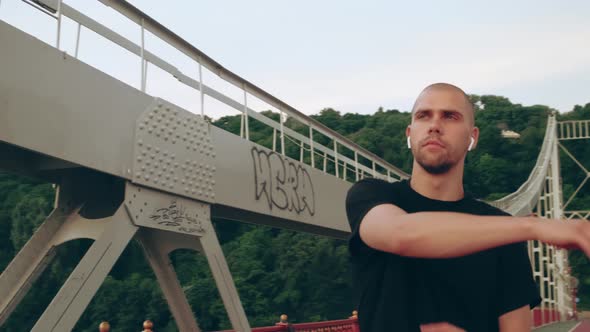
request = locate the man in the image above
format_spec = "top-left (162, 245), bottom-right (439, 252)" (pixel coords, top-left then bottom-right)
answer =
top-left (346, 83), bottom-right (590, 331)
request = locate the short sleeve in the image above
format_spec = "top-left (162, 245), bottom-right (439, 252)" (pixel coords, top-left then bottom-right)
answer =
top-left (345, 178), bottom-right (395, 257)
top-left (496, 241), bottom-right (542, 315)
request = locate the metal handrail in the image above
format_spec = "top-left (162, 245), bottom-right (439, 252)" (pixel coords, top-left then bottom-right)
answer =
top-left (25, 0), bottom-right (408, 181)
top-left (490, 115), bottom-right (556, 216)
top-left (558, 120), bottom-right (590, 140)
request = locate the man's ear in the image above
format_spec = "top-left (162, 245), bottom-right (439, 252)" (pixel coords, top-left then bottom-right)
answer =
top-left (470, 127), bottom-right (480, 151)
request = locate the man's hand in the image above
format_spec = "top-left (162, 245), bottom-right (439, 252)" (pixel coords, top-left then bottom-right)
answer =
top-left (534, 219), bottom-right (590, 256)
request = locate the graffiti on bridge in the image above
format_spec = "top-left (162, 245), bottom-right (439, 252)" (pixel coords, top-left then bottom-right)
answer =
top-left (149, 200), bottom-right (205, 234)
top-left (251, 147), bottom-right (316, 216)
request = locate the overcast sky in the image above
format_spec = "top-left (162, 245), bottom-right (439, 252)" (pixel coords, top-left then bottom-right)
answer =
top-left (2, 0), bottom-right (589, 118)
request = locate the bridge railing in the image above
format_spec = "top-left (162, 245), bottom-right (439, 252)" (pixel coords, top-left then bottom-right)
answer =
top-left (490, 115), bottom-right (557, 216)
top-left (558, 120), bottom-right (590, 211)
top-left (16, 0), bottom-right (408, 184)
top-left (564, 211), bottom-right (590, 220)
top-left (215, 312), bottom-right (359, 332)
top-left (558, 120), bottom-right (590, 140)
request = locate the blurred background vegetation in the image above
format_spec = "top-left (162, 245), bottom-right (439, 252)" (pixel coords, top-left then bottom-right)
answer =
top-left (1, 96), bottom-right (589, 331)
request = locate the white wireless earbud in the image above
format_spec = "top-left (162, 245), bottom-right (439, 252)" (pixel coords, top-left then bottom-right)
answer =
top-left (468, 137), bottom-right (475, 151)
top-left (407, 136), bottom-right (411, 149)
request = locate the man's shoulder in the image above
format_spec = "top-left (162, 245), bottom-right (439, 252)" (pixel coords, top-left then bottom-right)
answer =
top-left (347, 178), bottom-right (405, 198)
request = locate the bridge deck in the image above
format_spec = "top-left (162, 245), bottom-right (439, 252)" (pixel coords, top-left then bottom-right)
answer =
top-left (536, 320), bottom-right (590, 332)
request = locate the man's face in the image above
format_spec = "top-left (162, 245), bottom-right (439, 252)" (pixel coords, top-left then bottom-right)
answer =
top-left (406, 88), bottom-right (476, 174)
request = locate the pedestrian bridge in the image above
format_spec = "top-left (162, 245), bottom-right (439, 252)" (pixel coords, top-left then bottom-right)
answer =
top-left (0, 1), bottom-right (588, 331)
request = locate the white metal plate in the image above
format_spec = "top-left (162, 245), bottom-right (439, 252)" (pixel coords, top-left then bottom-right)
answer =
top-left (132, 98), bottom-right (216, 203)
top-left (125, 182), bottom-right (209, 236)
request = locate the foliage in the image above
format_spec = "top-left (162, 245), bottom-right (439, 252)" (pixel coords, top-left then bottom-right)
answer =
top-left (1, 99), bottom-right (589, 330)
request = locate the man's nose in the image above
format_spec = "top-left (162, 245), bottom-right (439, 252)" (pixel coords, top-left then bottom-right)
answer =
top-left (428, 117), bottom-right (442, 134)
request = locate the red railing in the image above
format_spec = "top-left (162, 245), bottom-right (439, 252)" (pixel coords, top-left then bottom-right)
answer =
top-left (98, 307), bottom-right (578, 331)
top-left (532, 308), bottom-right (567, 328)
top-left (286, 318), bottom-right (360, 332)
top-left (215, 313), bottom-right (359, 332)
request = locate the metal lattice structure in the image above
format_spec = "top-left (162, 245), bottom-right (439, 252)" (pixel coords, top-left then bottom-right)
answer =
top-left (557, 120), bottom-right (590, 321)
top-left (0, 1), bottom-right (587, 331)
top-left (0, 1), bottom-right (407, 331)
top-left (487, 115), bottom-right (572, 324)
top-left (489, 117), bottom-right (590, 325)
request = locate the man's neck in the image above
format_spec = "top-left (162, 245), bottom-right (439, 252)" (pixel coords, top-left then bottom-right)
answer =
top-left (410, 162), bottom-right (465, 202)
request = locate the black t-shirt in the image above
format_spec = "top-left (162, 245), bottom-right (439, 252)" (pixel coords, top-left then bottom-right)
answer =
top-left (346, 178), bottom-right (541, 332)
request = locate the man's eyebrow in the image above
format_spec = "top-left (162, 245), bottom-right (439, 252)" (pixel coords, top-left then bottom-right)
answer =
top-left (414, 109), bottom-right (464, 114)
top-left (413, 109), bottom-right (431, 115)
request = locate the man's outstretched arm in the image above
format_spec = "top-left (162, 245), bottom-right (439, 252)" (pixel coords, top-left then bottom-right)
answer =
top-left (359, 203), bottom-right (590, 258)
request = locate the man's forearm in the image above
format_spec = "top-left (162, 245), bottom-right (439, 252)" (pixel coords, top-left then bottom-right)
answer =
top-left (393, 212), bottom-right (535, 258)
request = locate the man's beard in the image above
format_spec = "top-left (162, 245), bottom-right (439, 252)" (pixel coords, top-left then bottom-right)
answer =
top-left (414, 149), bottom-right (455, 175)
top-left (416, 158), bottom-right (453, 174)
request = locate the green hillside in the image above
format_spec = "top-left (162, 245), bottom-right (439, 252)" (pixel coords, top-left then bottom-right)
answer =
top-left (0, 97), bottom-right (588, 331)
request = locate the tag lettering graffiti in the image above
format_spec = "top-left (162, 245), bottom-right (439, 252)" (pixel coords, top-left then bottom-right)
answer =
top-left (149, 201), bottom-right (205, 233)
top-left (251, 147), bottom-right (315, 216)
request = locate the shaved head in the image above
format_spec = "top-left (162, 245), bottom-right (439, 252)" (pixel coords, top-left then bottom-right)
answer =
top-left (407, 82), bottom-right (480, 175)
top-left (412, 83), bottom-right (474, 125)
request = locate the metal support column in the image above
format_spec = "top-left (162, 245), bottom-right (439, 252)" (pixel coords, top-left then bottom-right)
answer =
top-left (137, 229), bottom-right (201, 332)
top-left (31, 206), bottom-right (138, 332)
